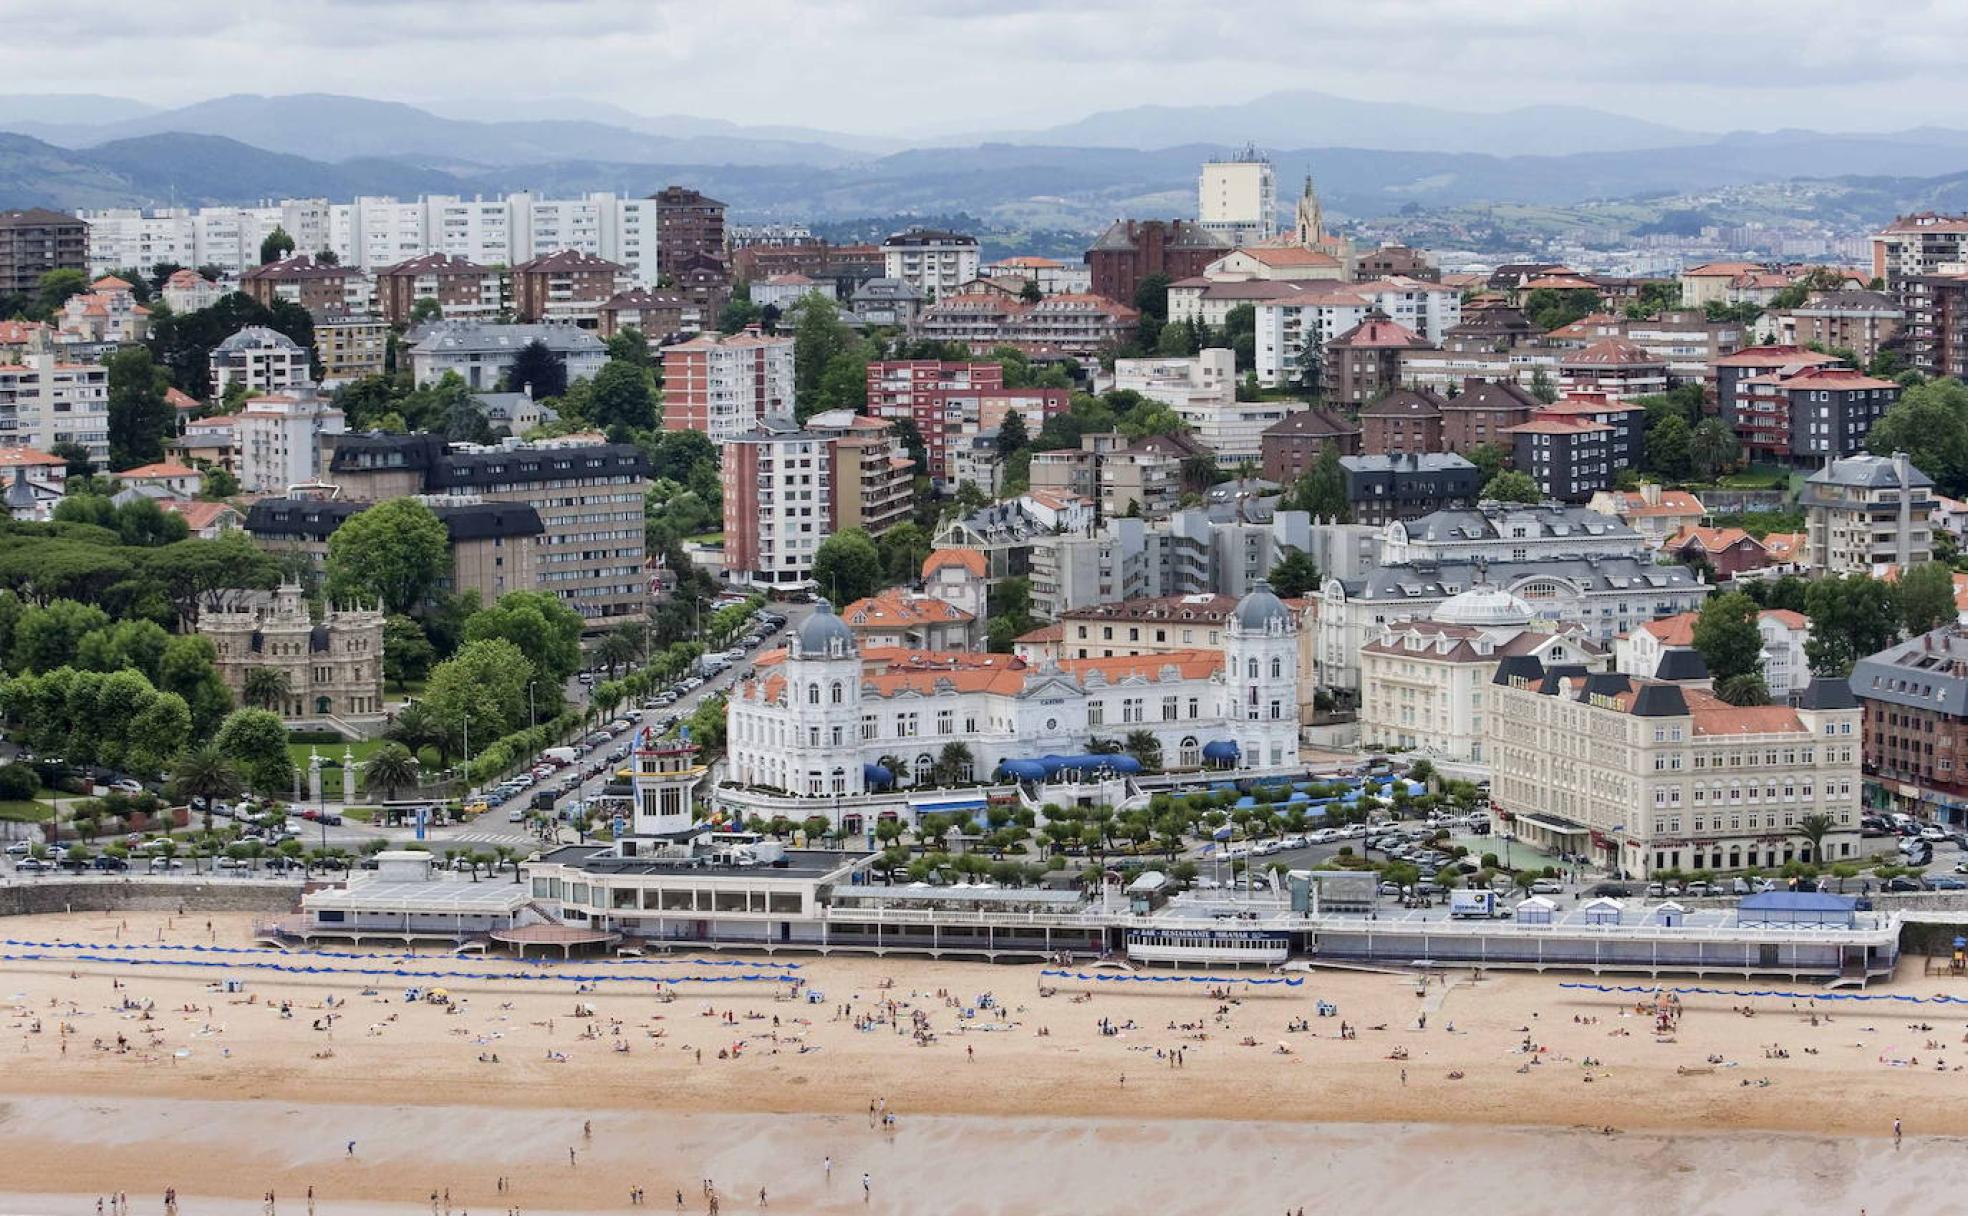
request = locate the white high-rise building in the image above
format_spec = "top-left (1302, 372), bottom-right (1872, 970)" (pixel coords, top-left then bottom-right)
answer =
top-left (85, 192), bottom-right (662, 287)
top-left (1199, 148), bottom-right (1277, 245)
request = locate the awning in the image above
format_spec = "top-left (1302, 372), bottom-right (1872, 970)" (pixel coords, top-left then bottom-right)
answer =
top-left (908, 793), bottom-right (988, 814)
top-left (863, 763), bottom-right (894, 788)
top-left (1202, 740), bottom-right (1241, 763)
top-left (1514, 812), bottom-right (1589, 838)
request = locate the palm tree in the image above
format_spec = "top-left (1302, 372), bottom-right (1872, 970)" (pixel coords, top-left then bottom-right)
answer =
top-left (934, 741), bottom-right (975, 787)
top-left (877, 755), bottom-right (910, 786)
top-left (597, 628), bottom-right (642, 676)
top-left (1122, 730), bottom-right (1162, 772)
top-left (172, 746), bottom-right (243, 835)
top-left (242, 666), bottom-right (292, 713)
top-left (363, 743), bottom-right (421, 805)
top-left (1795, 812), bottom-right (1835, 865)
top-left (1087, 736), bottom-right (1123, 755)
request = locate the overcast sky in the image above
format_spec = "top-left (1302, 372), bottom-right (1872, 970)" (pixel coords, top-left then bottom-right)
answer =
top-left (1, 0), bottom-right (1958, 136)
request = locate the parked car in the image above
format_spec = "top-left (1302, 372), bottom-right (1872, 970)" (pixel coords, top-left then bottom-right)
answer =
top-left (1529, 879), bottom-right (1564, 895)
top-left (1683, 881), bottom-right (1713, 897)
top-left (1883, 875), bottom-right (1927, 893)
top-left (1929, 876), bottom-right (1967, 891)
top-left (109, 779), bottom-right (144, 795)
top-left (91, 856), bottom-right (128, 872)
top-left (14, 857), bottom-right (49, 872)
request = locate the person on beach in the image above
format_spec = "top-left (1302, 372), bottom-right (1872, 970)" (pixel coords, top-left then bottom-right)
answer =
top-left (862, 1174), bottom-right (871, 1202)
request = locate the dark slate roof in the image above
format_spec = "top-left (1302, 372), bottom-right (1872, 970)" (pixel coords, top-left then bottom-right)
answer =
top-left (1629, 684), bottom-right (1690, 717)
top-left (1340, 554), bottom-right (1701, 602)
top-left (1493, 654), bottom-right (1545, 686)
top-left (327, 433), bottom-right (647, 488)
top-left (246, 496), bottom-right (545, 543)
top-left (1805, 452), bottom-right (1934, 491)
top-left (1849, 625), bottom-right (1968, 715)
top-left (1653, 647), bottom-right (1711, 682)
top-left (1797, 676), bottom-right (1859, 710)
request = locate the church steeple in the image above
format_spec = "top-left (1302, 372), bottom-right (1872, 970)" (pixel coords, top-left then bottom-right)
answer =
top-left (1293, 175), bottom-right (1325, 249)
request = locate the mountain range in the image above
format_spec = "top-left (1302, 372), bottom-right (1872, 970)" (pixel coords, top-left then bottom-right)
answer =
top-left (8, 90), bottom-right (1968, 231)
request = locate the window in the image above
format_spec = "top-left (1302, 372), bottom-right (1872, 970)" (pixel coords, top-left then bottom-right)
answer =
top-left (830, 681), bottom-right (843, 704)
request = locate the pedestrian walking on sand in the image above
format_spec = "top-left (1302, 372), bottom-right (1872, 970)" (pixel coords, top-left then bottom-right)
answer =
top-left (570, 1147), bottom-right (577, 1166)
top-left (1401, 1068), bottom-right (1407, 1087)
top-left (1894, 1117), bottom-right (1903, 1147)
top-left (346, 1141), bottom-right (356, 1156)
top-left (825, 1157), bottom-right (832, 1181)
top-left (862, 1174), bottom-right (871, 1202)
top-left (759, 1186), bottom-right (767, 1206)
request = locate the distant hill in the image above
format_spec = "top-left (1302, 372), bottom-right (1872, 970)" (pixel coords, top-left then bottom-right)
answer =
top-left (0, 93), bottom-right (156, 127)
top-left (0, 131), bottom-right (465, 211)
top-left (966, 90), bottom-right (1712, 157)
top-left (12, 93), bottom-right (869, 169)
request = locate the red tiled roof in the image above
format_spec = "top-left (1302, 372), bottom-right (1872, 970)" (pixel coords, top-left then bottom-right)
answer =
top-left (1562, 337), bottom-right (1664, 367)
top-left (922, 547), bottom-right (986, 579)
top-left (116, 462), bottom-right (201, 479)
top-left (839, 589), bottom-right (974, 631)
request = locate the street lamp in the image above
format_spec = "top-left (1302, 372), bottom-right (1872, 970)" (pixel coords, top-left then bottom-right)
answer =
top-left (528, 681), bottom-right (538, 729)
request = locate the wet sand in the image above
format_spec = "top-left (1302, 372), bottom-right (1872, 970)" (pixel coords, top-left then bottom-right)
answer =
top-left (0, 909), bottom-right (1963, 1214)
top-left (0, 1095), bottom-right (1951, 1216)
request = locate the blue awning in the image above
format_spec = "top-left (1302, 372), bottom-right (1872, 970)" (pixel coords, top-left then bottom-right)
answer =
top-left (863, 763), bottom-right (894, 789)
top-left (1202, 740), bottom-right (1240, 763)
top-left (996, 759), bottom-right (1048, 782)
top-left (910, 794), bottom-right (988, 814)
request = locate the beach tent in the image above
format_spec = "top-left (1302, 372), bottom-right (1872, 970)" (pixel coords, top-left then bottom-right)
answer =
top-left (1653, 900), bottom-right (1687, 928)
top-left (1580, 897), bottom-right (1622, 926)
top-left (1513, 895), bottom-right (1556, 925)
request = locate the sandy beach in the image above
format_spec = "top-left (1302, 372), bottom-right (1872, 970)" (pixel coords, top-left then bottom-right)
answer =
top-left (1, 909), bottom-right (1964, 1214)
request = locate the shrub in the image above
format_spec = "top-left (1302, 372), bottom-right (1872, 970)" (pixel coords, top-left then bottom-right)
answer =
top-left (0, 762), bottom-right (38, 801)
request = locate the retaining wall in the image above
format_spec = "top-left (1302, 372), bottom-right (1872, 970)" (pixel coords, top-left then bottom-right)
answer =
top-left (0, 879), bottom-right (303, 918)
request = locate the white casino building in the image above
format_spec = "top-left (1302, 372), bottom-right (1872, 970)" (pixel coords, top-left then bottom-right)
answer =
top-left (726, 586), bottom-right (1302, 810)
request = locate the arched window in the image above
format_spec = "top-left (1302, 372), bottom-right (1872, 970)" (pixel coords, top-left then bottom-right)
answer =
top-left (1269, 658), bottom-right (1282, 679)
top-left (1246, 658), bottom-right (1258, 679)
top-left (1179, 736), bottom-right (1200, 767)
top-left (831, 681), bottom-right (843, 704)
top-left (314, 696), bottom-right (332, 715)
top-left (807, 684), bottom-right (819, 705)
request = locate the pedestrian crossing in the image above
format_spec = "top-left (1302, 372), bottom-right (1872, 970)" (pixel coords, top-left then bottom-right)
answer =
top-left (445, 830), bottom-right (533, 845)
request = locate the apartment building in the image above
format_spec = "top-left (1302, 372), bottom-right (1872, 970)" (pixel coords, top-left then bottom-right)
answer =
top-left (1618, 608), bottom-right (1812, 701)
top-left (722, 419), bottom-right (833, 590)
top-left (1338, 453), bottom-right (1480, 526)
top-left (1557, 338), bottom-right (1669, 400)
top-left (598, 288), bottom-right (696, 341)
top-left (161, 269), bottom-right (226, 314)
top-left (1357, 388), bottom-right (1445, 455)
top-left (1322, 315), bottom-right (1431, 409)
top-left (0, 351), bottom-right (110, 463)
top-left (881, 230), bottom-right (980, 298)
top-left (373, 253), bottom-right (505, 325)
top-left (1252, 279), bottom-right (1460, 388)
top-left (1084, 220), bottom-right (1232, 305)
top-left (327, 432), bottom-right (650, 628)
top-left (1801, 452), bottom-right (1934, 575)
top-left (1487, 658), bottom-right (1862, 877)
top-left (210, 326), bottom-right (311, 397)
top-left (1108, 347), bottom-right (1285, 463)
top-left (1198, 151), bottom-right (1277, 245)
top-left (242, 254), bottom-right (370, 319)
top-left (1503, 417), bottom-right (1613, 502)
top-left (864, 360), bottom-right (1066, 482)
top-left (1851, 623), bottom-right (1968, 823)
top-left (510, 249), bottom-right (626, 324)
top-left (1871, 213), bottom-right (1968, 290)
top-left (237, 390), bottom-right (346, 492)
top-left (1900, 273), bottom-right (1968, 380)
top-left (0, 209), bottom-right (87, 295)
top-left (409, 321), bottom-right (607, 391)
top-left (819, 410), bottom-right (916, 535)
top-left (1586, 484), bottom-right (1706, 550)
top-left (1732, 365), bottom-right (1901, 464)
top-left (1529, 392), bottom-right (1645, 472)
top-left (1030, 432), bottom-right (1182, 520)
top-left (1440, 378), bottom-right (1539, 451)
top-left (314, 314), bottom-right (389, 386)
top-left (1778, 290), bottom-right (1902, 366)
top-left (1259, 407), bottom-right (1361, 483)
top-left (651, 187), bottom-right (725, 282)
top-left (661, 329), bottom-right (796, 443)
top-left (981, 256), bottom-right (1091, 296)
top-left (245, 493), bottom-right (543, 604)
top-left (911, 292), bottom-right (1137, 359)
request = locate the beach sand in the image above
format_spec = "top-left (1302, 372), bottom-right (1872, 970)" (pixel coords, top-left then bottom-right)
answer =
top-left (0, 909), bottom-right (1962, 1215)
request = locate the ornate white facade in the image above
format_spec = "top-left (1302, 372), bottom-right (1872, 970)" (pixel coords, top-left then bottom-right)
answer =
top-left (727, 589), bottom-right (1301, 806)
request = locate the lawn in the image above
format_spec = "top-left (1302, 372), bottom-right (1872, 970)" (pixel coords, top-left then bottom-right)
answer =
top-left (0, 801), bottom-right (52, 823)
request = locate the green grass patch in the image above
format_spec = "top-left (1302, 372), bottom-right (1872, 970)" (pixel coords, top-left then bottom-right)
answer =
top-left (340, 807), bottom-right (380, 823)
top-left (0, 800), bottom-right (53, 822)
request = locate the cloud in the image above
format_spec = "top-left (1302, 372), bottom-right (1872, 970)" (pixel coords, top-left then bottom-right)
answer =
top-left (0, 0), bottom-right (1956, 135)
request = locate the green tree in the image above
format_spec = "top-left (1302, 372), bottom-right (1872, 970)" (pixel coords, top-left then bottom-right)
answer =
top-left (381, 615), bottom-right (436, 691)
top-left (408, 296), bottom-right (443, 326)
top-left (241, 666), bottom-right (291, 712)
top-left (1481, 470), bottom-right (1541, 504)
top-left (324, 498), bottom-right (449, 615)
top-left (1804, 573), bottom-right (1901, 677)
top-left (36, 269), bottom-right (88, 316)
top-left (1795, 812), bottom-right (1834, 865)
top-left (362, 742), bottom-right (422, 803)
top-left (1714, 672), bottom-right (1771, 707)
top-left (211, 709), bottom-right (295, 794)
top-left (1266, 547), bottom-right (1321, 599)
top-left (462, 590), bottom-right (584, 684)
top-left (259, 227), bottom-right (295, 265)
top-left (604, 326), bottom-right (651, 366)
top-left (1122, 730), bottom-right (1163, 772)
top-left (1865, 379), bottom-right (1968, 496)
top-left (170, 745), bottom-right (243, 834)
top-left (1645, 413), bottom-right (1694, 481)
top-left (790, 296), bottom-right (853, 412)
top-left (875, 522), bottom-right (929, 585)
top-left (105, 346), bottom-right (175, 470)
top-left (1690, 418), bottom-right (1741, 482)
top-left (1132, 273), bottom-right (1171, 322)
top-left (12, 599), bottom-right (110, 673)
top-left (157, 634), bottom-right (232, 740)
top-left (996, 409), bottom-right (1029, 457)
top-left (1465, 442), bottom-right (1509, 486)
top-left (137, 532), bottom-right (280, 630)
top-left (585, 360), bottom-right (657, 432)
top-left (422, 639), bottom-right (536, 747)
top-left (1693, 590), bottom-right (1765, 685)
top-left (1282, 442), bottom-right (1349, 521)
top-left (811, 529), bottom-right (883, 605)
top-left (1528, 367), bottom-right (1557, 405)
top-left (1898, 561), bottom-right (1958, 636)
top-left (506, 339), bottom-right (568, 401)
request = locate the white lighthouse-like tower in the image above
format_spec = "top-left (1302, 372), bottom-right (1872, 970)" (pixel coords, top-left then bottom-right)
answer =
top-left (784, 600), bottom-right (866, 798)
top-left (1221, 581), bottom-right (1300, 771)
